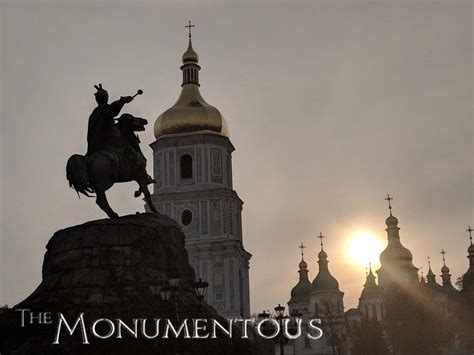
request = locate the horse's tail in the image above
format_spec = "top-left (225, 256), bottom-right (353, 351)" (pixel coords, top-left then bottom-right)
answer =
top-left (66, 154), bottom-right (94, 198)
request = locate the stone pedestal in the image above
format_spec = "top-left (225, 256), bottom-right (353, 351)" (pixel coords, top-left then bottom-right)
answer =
top-left (21, 213), bottom-right (194, 307)
top-left (2, 213), bottom-right (260, 354)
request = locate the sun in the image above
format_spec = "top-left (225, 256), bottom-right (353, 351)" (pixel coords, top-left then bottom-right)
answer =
top-left (346, 232), bottom-right (384, 268)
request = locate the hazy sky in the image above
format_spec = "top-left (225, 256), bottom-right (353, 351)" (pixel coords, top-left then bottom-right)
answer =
top-left (1, 1), bottom-right (472, 313)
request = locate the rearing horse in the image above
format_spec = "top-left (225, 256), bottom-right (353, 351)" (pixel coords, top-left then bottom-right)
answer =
top-left (66, 113), bottom-right (157, 218)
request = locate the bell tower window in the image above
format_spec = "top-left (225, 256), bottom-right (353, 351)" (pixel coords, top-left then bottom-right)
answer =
top-left (180, 154), bottom-right (193, 179)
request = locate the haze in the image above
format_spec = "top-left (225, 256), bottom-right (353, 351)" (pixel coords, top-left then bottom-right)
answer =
top-left (0, 1), bottom-right (472, 313)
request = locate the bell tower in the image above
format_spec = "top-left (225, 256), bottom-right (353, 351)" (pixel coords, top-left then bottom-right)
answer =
top-left (150, 24), bottom-right (251, 318)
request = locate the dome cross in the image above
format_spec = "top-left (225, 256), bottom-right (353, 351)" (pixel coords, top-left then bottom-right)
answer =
top-left (467, 225), bottom-right (473, 246)
top-left (298, 242), bottom-right (306, 260)
top-left (440, 249), bottom-right (447, 266)
top-left (385, 194), bottom-right (394, 215)
top-left (317, 232), bottom-right (325, 251)
top-left (185, 20), bottom-right (195, 39)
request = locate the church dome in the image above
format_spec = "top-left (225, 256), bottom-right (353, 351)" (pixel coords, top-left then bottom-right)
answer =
top-left (290, 280), bottom-right (312, 302)
top-left (379, 239), bottom-right (414, 264)
top-left (299, 259), bottom-right (308, 269)
top-left (290, 253), bottom-right (311, 303)
top-left (312, 271), bottom-right (340, 292)
top-left (318, 250), bottom-right (328, 259)
top-left (385, 214), bottom-right (399, 226)
top-left (468, 244), bottom-right (474, 254)
top-left (380, 211), bottom-right (416, 266)
top-left (182, 39), bottom-right (199, 63)
top-left (312, 249), bottom-right (340, 293)
top-left (154, 37), bottom-right (230, 139)
top-left (154, 85), bottom-right (229, 139)
top-left (441, 264), bottom-right (450, 274)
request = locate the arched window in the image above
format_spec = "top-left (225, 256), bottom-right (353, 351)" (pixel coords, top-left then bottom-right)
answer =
top-left (180, 154), bottom-right (193, 179)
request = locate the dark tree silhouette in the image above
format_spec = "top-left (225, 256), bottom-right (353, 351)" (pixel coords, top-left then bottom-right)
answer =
top-left (384, 283), bottom-right (450, 355)
top-left (452, 293), bottom-right (474, 352)
top-left (319, 300), bottom-right (346, 355)
top-left (351, 318), bottom-right (389, 355)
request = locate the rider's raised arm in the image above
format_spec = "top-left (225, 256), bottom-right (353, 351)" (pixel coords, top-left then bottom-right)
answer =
top-left (109, 96), bottom-right (133, 117)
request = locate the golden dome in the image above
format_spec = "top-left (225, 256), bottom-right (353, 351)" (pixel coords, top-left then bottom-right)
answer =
top-left (154, 37), bottom-right (229, 139)
top-left (154, 85), bottom-right (229, 139)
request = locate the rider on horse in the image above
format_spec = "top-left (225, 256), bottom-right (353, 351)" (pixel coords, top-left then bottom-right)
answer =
top-left (86, 84), bottom-right (152, 184)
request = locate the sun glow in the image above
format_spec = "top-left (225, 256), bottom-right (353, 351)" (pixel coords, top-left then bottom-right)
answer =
top-left (347, 232), bottom-right (384, 268)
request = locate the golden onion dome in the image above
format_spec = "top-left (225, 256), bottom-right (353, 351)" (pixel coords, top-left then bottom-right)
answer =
top-left (154, 37), bottom-right (229, 139)
top-left (154, 85), bottom-right (229, 139)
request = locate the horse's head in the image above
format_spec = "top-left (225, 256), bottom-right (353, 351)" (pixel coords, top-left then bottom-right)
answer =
top-left (116, 113), bottom-right (148, 132)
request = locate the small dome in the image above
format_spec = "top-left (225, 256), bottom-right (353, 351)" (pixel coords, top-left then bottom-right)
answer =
top-left (182, 39), bottom-right (199, 63)
top-left (299, 259), bottom-right (308, 269)
top-left (386, 214), bottom-right (399, 226)
top-left (312, 271), bottom-right (340, 292)
top-left (379, 239), bottom-right (414, 264)
top-left (290, 279), bottom-right (312, 303)
top-left (468, 244), bottom-right (474, 254)
top-left (318, 249), bottom-right (328, 259)
top-left (441, 265), bottom-right (450, 274)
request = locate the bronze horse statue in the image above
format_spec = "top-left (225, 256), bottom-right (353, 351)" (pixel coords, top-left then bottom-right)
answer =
top-left (66, 112), bottom-right (157, 218)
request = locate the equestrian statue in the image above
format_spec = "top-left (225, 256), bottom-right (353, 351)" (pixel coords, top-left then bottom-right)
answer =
top-left (66, 84), bottom-right (157, 218)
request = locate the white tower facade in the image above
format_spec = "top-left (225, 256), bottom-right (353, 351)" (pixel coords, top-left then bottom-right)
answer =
top-left (150, 32), bottom-right (251, 318)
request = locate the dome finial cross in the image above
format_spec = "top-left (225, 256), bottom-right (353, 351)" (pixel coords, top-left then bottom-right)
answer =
top-left (467, 225), bottom-right (473, 246)
top-left (298, 242), bottom-right (306, 260)
top-left (317, 232), bottom-right (325, 251)
top-left (440, 249), bottom-right (447, 266)
top-left (185, 20), bottom-right (195, 39)
top-left (385, 194), bottom-right (394, 215)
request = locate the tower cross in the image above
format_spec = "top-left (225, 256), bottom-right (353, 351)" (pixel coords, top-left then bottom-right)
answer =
top-left (428, 256), bottom-right (431, 269)
top-left (317, 232), bottom-right (325, 251)
top-left (467, 225), bottom-right (473, 246)
top-left (440, 249), bottom-right (447, 266)
top-left (185, 20), bottom-right (195, 38)
top-left (385, 194), bottom-right (394, 215)
top-left (298, 242), bottom-right (306, 259)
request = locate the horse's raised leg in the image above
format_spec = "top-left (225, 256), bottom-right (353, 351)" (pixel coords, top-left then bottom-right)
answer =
top-left (138, 181), bottom-right (157, 213)
top-left (96, 189), bottom-right (119, 219)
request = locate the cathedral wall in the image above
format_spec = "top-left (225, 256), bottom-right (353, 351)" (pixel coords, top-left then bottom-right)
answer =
top-left (359, 296), bottom-right (384, 322)
top-left (187, 243), bottom-right (250, 318)
top-left (150, 134), bottom-right (250, 319)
